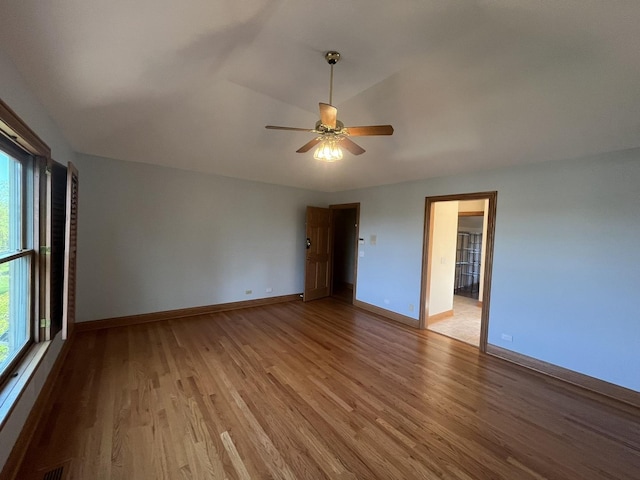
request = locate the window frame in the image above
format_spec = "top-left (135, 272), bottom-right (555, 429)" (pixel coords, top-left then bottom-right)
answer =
top-left (0, 99), bottom-right (51, 391)
top-left (0, 125), bottom-right (36, 385)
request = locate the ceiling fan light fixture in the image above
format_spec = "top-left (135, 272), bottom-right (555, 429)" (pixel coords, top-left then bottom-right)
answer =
top-left (265, 50), bottom-right (393, 159)
top-left (313, 137), bottom-right (343, 162)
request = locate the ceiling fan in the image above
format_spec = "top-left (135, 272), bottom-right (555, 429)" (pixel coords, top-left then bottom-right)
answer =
top-left (265, 51), bottom-right (394, 162)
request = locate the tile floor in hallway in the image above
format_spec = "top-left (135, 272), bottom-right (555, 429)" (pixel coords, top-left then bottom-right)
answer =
top-left (428, 295), bottom-right (481, 346)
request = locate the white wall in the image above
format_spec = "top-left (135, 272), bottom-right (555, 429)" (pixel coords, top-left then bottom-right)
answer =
top-left (331, 149), bottom-right (640, 392)
top-left (0, 51), bottom-right (75, 470)
top-left (457, 216), bottom-right (483, 233)
top-left (427, 201), bottom-right (458, 317)
top-left (458, 199), bottom-right (486, 213)
top-left (73, 154), bottom-right (329, 321)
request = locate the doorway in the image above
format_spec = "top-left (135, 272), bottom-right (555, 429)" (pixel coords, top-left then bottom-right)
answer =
top-left (303, 204), bottom-right (360, 304)
top-left (420, 192), bottom-right (497, 352)
top-left (330, 204), bottom-right (359, 304)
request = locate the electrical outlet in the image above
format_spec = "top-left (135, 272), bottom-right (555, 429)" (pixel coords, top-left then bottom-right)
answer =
top-left (501, 333), bottom-right (513, 342)
top-left (408, 304), bottom-right (414, 312)
top-left (245, 289), bottom-right (252, 295)
top-left (384, 299), bottom-right (390, 305)
top-left (266, 287), bottom-right (273, 293)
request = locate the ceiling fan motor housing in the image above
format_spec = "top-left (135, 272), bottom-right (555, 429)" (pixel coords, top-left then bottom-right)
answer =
top-left (315, 119), bottom-right (344, 134)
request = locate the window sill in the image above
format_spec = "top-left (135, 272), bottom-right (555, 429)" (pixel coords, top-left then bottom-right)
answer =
top-left (0, 341), bottom-right (51, 429)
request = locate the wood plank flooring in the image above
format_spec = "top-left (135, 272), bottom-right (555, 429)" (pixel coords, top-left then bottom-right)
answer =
top-left (18, 299), bottom-right (640, 479)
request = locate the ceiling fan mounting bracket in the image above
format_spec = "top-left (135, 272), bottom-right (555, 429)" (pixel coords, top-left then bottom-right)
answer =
top-left (324, 51), bottom-right (341, 65)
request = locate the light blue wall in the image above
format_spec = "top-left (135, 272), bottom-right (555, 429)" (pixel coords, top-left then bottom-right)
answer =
top-left (331, 150), bottom-right (640, 392)
top-left (341, 183), bottom-right (427, 316)
top-left (73, 154), bottom-right (329, 321)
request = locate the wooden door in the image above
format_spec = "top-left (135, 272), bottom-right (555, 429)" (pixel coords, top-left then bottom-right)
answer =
top-left (62, 162), bottom-right (78, 340)
top-left (304, 206), bottom-right (331, 302)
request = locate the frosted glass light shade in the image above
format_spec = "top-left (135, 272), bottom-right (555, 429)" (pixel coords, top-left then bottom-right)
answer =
top-left (313, 138), bottom-right (343, 162)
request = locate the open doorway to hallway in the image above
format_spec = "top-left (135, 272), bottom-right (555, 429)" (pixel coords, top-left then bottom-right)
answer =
top-left (429, 209), bottom-right (484, 345)
top-left (330, 204), bottom-right (360, 304)
top-left (420, 192), bottom-right (497, 352)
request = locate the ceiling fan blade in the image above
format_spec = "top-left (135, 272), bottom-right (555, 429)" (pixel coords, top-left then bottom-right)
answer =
top-left (319, 103), bottom-right (337, 129)
top-left (345, 125), bottom-right (394, 136)
top-left (340, 137), bottom-right (366, 155)
top-left (266, 125), bottom-right (315, 132)
top-left (296, 137), bottom-right (322, 153)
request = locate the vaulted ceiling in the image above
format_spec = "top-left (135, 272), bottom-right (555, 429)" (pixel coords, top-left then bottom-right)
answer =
top-left (1, 1), bottom-right (639, 191)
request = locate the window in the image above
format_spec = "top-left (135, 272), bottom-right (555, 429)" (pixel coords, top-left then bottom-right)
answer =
top-left (0, 137), bottom-right (33, 383)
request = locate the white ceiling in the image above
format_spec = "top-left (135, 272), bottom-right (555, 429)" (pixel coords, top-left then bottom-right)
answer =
top-left (1, 0), bottom-right (640, 192)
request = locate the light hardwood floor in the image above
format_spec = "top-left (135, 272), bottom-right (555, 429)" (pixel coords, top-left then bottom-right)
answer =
top-left (17, 299), bottom-right (640, 479)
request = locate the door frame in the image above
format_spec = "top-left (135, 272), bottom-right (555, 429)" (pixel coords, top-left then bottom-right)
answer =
top-left (419, 191), bottom-right (497, 352)
top-left (329, 203), bottom-right (360, 304)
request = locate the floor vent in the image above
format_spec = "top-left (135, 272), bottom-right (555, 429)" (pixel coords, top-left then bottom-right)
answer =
top-left (42, 466), bottom-right (64, 480)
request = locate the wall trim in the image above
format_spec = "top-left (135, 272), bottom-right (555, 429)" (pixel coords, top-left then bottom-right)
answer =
top-left (428, 309), bottom-right (454, 322)
top-left (353, 300), bottom-right (419, 328)
top-left (0, 337), bottom-right (74, 480)
top-left (486, 344), bottom-right (640, 410)
top-left (75, 294), bottom-right (302, 332)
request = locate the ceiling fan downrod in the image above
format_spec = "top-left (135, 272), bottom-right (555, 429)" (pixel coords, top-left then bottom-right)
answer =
top-left (325, 51), bottom-right (340, 106)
